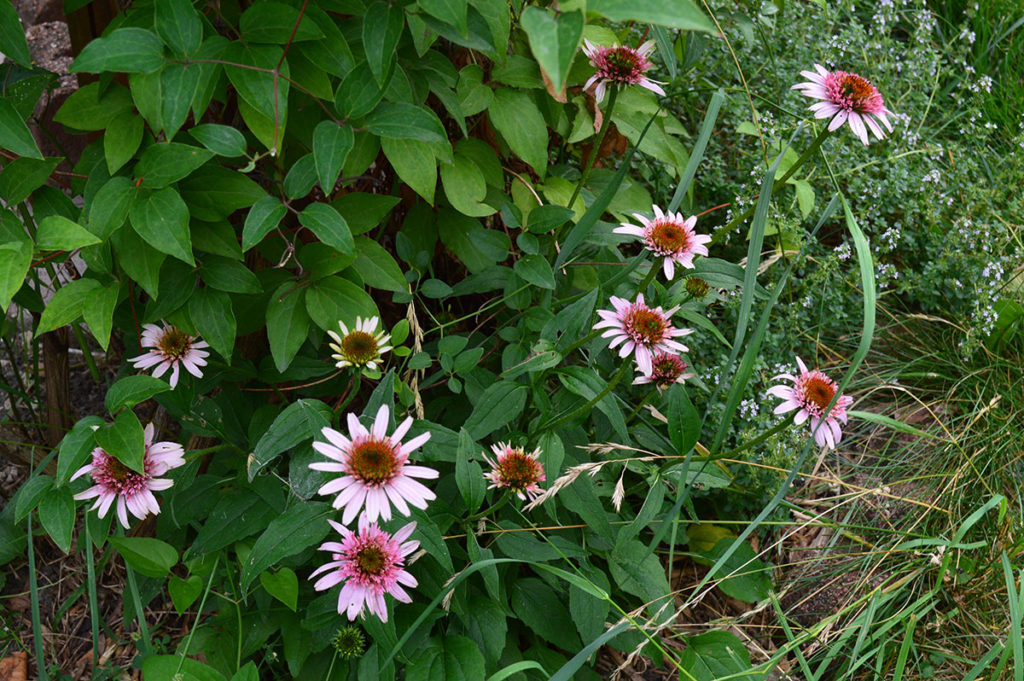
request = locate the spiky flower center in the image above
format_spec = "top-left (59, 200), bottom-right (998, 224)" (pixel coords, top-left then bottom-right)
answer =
top-left (652, 353), bottom-right (687, 379)
top-left (624, 306), bottom-right (668, 345)
top-left (496, 451), bottom-right (543, 491)
top-left (648, 220), bottom-right (690, 254)
top-left (156, 327), bottom-right (193, 359)
top-left (826, 71), bottom-right (884, 114)
top-left (355, 545), bottom-right (387, 576)
top-left (94, 452), bottom-right (150, 494)
top-left (340, 331), bottom-right (379, 365)
top-left (602, 46), bottom-right (644, 79)
top-left (802, 375), bottom-right (837, 413)
top-left (348, 437), bottom-right (400, 485)
top-left (331, 627), bottom-right (366, 659)
top-left (840, 74), bottom-right (874, 103)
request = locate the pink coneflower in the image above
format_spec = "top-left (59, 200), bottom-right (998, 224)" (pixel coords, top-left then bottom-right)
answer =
top-left (615, 206), bottom-right (711, 280)
top-left (327, 317), bottom-right (392, 371)
top-left (593, 294), bottom-right (692, 376)
top-left (582, 40), bottom-right (665, 104)
top-left (71, 424), bottom-right (186, 528)
top-left (633, 352), bottom-right (695, 390)
top-left (310, 405), bottom-right (437, 526)
top-left (310, 515), bottom-right (419, 623)
top-left (792, 64), bottom-right (894, 145)
top-left (128, 323), bottom-right (210, 388)
top-left (766, 357), bottom-right (853, 449)
top-left (482, 443), bottom-right (545, 502)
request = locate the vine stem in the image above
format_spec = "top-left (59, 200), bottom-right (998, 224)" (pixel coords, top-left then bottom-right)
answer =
top-left (568, 86), bottom-right (619, 210)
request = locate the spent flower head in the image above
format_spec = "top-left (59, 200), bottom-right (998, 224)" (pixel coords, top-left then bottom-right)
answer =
top-left (128, 323), bottom-right (209, 388)
top-left (593, 294), bottom-right (693, 376)
top-left (792, 64), bottom-right (894, 145)
top-left (633, 352), bottom-right (695, 390)
top-left (582, 40), bottom-right (665, 104)
top-left (310, 405), bottom-right (437, 525)
top-left (767, 357), bottom-right (854, 449)
top-left (310, 515), bottom-right (419, 623)
top-left (327, 317), bottom-right (392, 371)
top-left (615, 206), bottom-right (711, 280)
top-left (482, 443), bottom-right (545, 501)
top-left (71, 424), bottom-right (186, 528)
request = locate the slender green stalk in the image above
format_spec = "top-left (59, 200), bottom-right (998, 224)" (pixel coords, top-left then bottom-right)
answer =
top-left (635, 258), bottom-right (660, 298)
top-left (70, 323), bottom-right (101, 383)
top-left (83, 515), bottom-right (102, 667)
top-left (568, 87), bottom-right (619, 210)
top-left (467, 492), bottom-right (511, 523)
top-left (27, 513), bottom-right (50, 681)
top-left (542, 359), bottom-right (631, 432)
top-left (119, 526), bottom-right (154, 656)
top-left (714, 413), bottom-right (795, 461)
top-left (176, 555), bottom-right (221, 674)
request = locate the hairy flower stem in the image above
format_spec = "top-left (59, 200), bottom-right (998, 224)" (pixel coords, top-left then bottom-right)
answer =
top-left (568, 87), bottom-right (619, 210)
top-left (711, 126), bottom-right (831, 245)
top-left (543, 359), bottom-right (632, 432)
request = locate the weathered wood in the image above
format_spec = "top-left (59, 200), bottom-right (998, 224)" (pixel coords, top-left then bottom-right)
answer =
top-left (41, 327), bottom-right (72, 447)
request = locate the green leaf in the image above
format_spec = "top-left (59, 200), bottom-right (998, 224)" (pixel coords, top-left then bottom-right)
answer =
top-left (525, 204), bottom-right (574, 234)
top-left (240, 502), bottom-right (332, 590)
top-left (331, 193), bottom-right (401, 235)
top-left (0, 157), bottom-right (60, 204)
top-left (299, 203), bottom-right (354, 255)
top-left (188, 287), bottom-right (236, 362)
top-left (105, 375), bottom-right (172, 413)
top-left (667, 383), bottom-right (700, 454)
top-left (81, 280), bottom-right (118, 350)
top-left (242, 196), bottom-right (288, 251)
top-left (679, 631), bottom-right (753, 681)
top-left (588, 0), bottom-right (716, 32)
top-left (304, 276), bottom-right (379, 331)
top-left (134, 142), bottom-right (214, 189)
top-left (513, 254), bottom-right (555, 289)
top-left (87, 176), bottom-right (134, 240)
top-left (260, 568), bottom-right (299, 611)
top-left (179, 165), bottom-right (266, 221)
top-left (54, 82), bottom-right (133, 131)
top-left (335, 62), bottom-right (390, 119)
top-left (610, 539), bottom-right (671, 606)
top-left (0, 99), bottom-right (42, 158)
top-left (223, 43), bottom-right (289, 121)
top-left (793, 179), bottom-right (815, 219)
top-left (0, 241), bottom-right (31, 313)
top-left (103, 110), bottom-right (144, 174)
top-left (155, 0), bottom-right (203, 56)
top-left (189, 124), bottom-right (247, 157)
top-left (14, 475), bottom-right (52, 523)
top-left (35, 216), bottom-right (101, 251)
top-left (488, 89), bottom-right (548, 176)
top-left (364, 102), bottom-right (448, 143)
top-left (168, 575), bottom-right (203, 614)
top-left (38, 486), bottom-right (75, 553)
top-left (141, 656), bottom-right (226, 681)
top-left (70, 28), bottom-right (166, 74)
top-left (510, 579), bottom-right (582, 653)
top-left (455, 64), bottom-right (492, 116)
top-left (406, 636), bottom-right (486, 681)
top-left (160, 62), bottom-right (201, 138)
top-left (200, 256), bottom-right (261, 294)
top-left (129, 187), bottom-right (194, 265)
top-left (0, 0), bottom-right (31, 66)
top-left (520, 8), bottom-right (582, 93)
top-left (266, 282), bottom-right (310, 373)
top-left (56, 416), bottom-right (103, 485)
top-left (94, 410), bottom-right (146, 473)
top-left (362, 1), bottom-right (405, 86)
top-left (312, 121), bottom-right (354, 193)
top-left (464, 381), bottom-right (527, 439)
top-left (701, 537), bottom-right (771, 603)
top-left (109, 537), bottom-right (179, 578)
top-left (111, 227), bottom-right (165, 299)
top-left (37, 278), bottom-right (100, 334)
top-left (440, 151), bottom-right (493, 217)
top-left (249, 398), bottom-right (333, 479)
top-left (192, 220), bottom-right (243, 261)
top-left (352, 237), bottom-right (407, 292)
top-left (229, 663), bottom-right (258, 681)
top-left (381, 137), bottom-right (436, 203)
top-left (419, 0), bottom-right (468, 36)
top-left (283, 153), bottom-right (317, 199)
top-left (454, 430), bottom-right (486, 514)
top-left (240, 1), bottom-right (325, 44)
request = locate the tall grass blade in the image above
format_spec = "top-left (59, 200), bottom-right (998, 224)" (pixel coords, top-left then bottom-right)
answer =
top-left (667, 89), bottom-right (725, 213)
top-left (1001, 551), bottom-right (1023, 681)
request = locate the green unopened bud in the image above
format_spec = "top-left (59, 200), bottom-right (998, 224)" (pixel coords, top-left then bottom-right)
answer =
top-left (685, 277), bottom-right (710, 298)
top-left (332, 626), bottom-right (366, 659)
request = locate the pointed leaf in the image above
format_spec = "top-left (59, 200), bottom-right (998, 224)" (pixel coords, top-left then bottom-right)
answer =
top-left (35, 216), bottom-right (101, 251)
top-left (93, 410), bottom-right (146, 473)
top-left (70, 28), bottom-right (166, 74)
top-left (129, 187), bottom-right (194, 265)
top-left (520, 8), bottom-right (582, 93)
top-left (312, 121), bottom-right (354, 193)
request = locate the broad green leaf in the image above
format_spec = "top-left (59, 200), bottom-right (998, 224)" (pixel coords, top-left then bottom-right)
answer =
top-left (111, 227), bottom-right (165, 299)
top-left (70, 28), bottom-right (166, 74)
top-left (513, 254), bottom-right (555, 289)
top-left (588, 0), bottom-right (716, 32)
top-left (510, 579), bottom-right (581, 652)
top-left (37, 278), bottom-right (100, 334)
top-left (406, 636), bottom-right (485, 681)
top-left (793, 179), bottom-right (815, 218)
top-left (0, 157), bottom-right (60, 204)
top-left (87, 176), bottom-right (134, 240)
top-left (702, 537), bottom-right (771, 603)
top-left (304, 276), bottom-right (379, 331)
top-left (610, 539), bottom-right (671, 606)
top-left (352, 236), bottom-right (408, 292)
top-left (667, 383), bottom-right (700, 454)
top-left (335, 62), bottom-right (389, 119)
top-left (240, 502), bottom-right (332, 590)
top-left (240, 1), bottom-right (325, 44)
top-left (56, 416), bottom-right (103, 485)
top-left (129, 187), bottom-right (194, 265)
top-left (464, 381), bottom-right (527, 439)
top-left (14, 475), bottom-right (52, 523)
top-left (35, 216), bottom-right (101, 251)
top-left (0, 0), bottom-right (31, 66)
top-left (260, 568), bottom-right (299, 611)
top-left (179, 165), bottom-right (266, 221)
top-left (130, 69), bottom-right (163, 132)
top-left (105, 375), bottom-right (172, 413)
top-left (192, 220), bottom-right (243, 260)
top-left (455, 64), bottom-right (492, 116)
top-left (38, 486), bottom-right (75, 553)
top-left (168, 575), bottom-right (203, 614)
top-left (103, 110), bottom-right (144, 174)
top-left (331, 193), bottom-right (401, 235)
top-left (312, 121), bottom-right (354, 193)
top-left (525, 204), bottom-right (574, 234)
top-left (0, 99), bottom-right (42, 158)
top-left (93, 410), bottom-right (146, 473)
top-left (229, 663), bottom-right (258, 681)
top-left (455, 429), bottom-right (485, 513)
top-left (142, 656), bottom-right (226, 681)
top-left (160, 62), bottom-right (201, 138)
top-left (189, 124), bottom-right (247, 157)
top-left (82, 281), bottom-right (120, 350)
top-left (488, 89), bottom-right (548, 176)
top-left (242, 196), bottom-right (287, 251)
top-left (109, 537), bottom-right (179, 578)
top-left (440, 152), bottom-right (493, 217)
top-left (0, 241), bottom-right (31, 313)
top-left (679, 631), bottom-right (753, 681)
top-left (249, 398), bottom-right (333, 478)
top-left (299, 203), bottom-right (353, 255)
top-left (420, 0), bottom-right (468, 36)
top-left (199, 256), bottom-right (262, 294)
top-left (364, 102), bottom-right (448, 143)
top-left (223, 43), bottom-right (289, 121)
top-left (520, 8), bottom-right (583, 93)
top-left (283, 153), bottom-right (317, 199)
top-left (188, 287), bottom-right (236, 362)
top-left (53, 82), bottom-right (133, 131)
top-left (134, 142), bottom-right (214, 189)
top-left (381, 137), bottom-right (436, 203)
top-left (155, 0), bottom-right (203, 56)
top-left (266, 282), bottom-right (310, 372)
top-left (362, 1), bottom-right (404, 86)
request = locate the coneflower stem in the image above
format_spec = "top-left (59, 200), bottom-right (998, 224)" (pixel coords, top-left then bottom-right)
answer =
top-left (568, 86), bottom-right (619, 210)
top-left (542, 359), bottom-right (632, 432)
